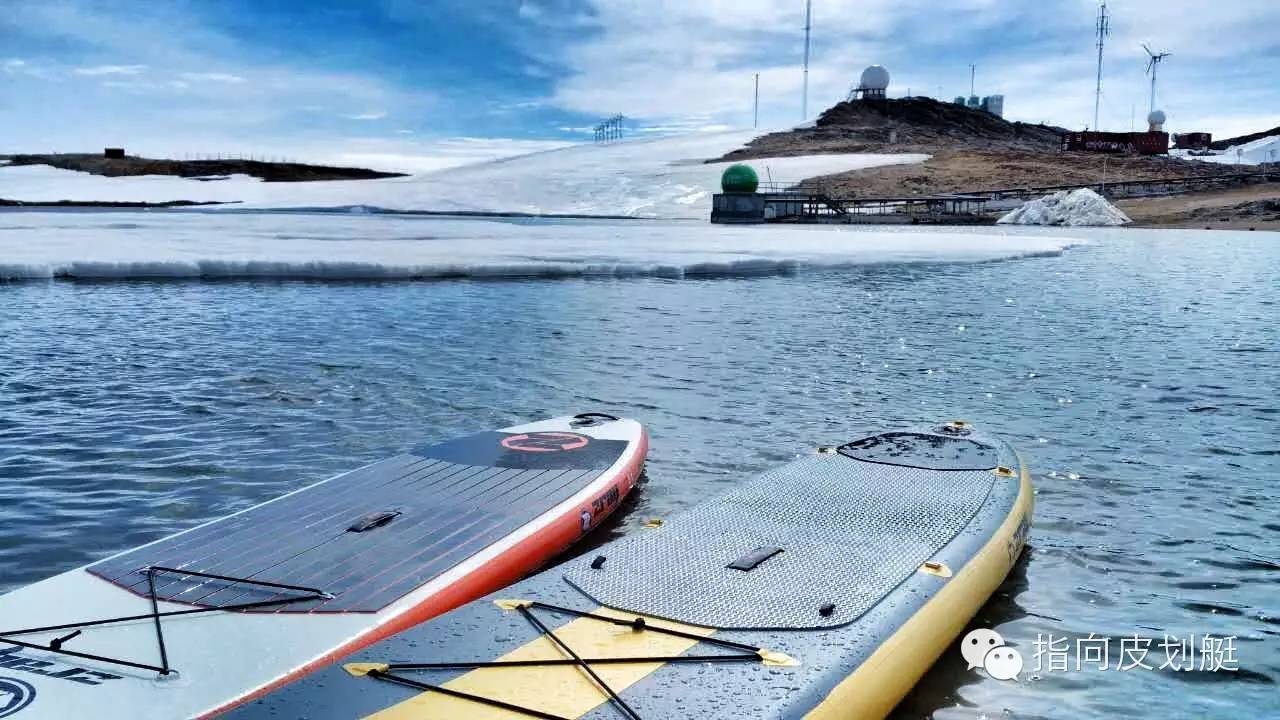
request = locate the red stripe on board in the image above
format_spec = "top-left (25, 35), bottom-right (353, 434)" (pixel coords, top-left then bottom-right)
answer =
top-left (196, 427), bottom-right (647, 719)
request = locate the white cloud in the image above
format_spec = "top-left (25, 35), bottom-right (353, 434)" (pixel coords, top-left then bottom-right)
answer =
top-left (100, 79), bottom-right (156, 92)
top-left (179, 72), bottom-right (246, 84)
top-left (0, 1), bottom-right (434, 152)
top-left (517, 2), bottom-right (543, 21)
top-left (4, 0), bottom-right (1274, 156)
top-left (74, 64), bottom-right (147, 76)
top-left (539, 0), bottom-right (1280, 136)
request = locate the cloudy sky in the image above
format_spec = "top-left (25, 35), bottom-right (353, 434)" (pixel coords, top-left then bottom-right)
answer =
top-left (2, 0), bottom-right (1276, 170)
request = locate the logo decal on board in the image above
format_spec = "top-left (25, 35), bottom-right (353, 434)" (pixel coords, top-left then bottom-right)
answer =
top-left (0, 677), bottom-right (35, 718)
top-left (1007, 514), bottom-right (1031, 563)
top-left (501, 432), bottom-right (590, 453)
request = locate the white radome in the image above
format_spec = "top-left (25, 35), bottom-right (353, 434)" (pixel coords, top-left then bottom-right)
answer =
top-left (1147, 109), bottom-right (1166, 124)
top-left (860, 65), bottom-right (890, 90)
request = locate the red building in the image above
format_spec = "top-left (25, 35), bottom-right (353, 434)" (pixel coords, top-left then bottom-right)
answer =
top-left (1062, 131), bottom-right (1169, 155)
top-left (1172, 132), bottom-right (1213, 150)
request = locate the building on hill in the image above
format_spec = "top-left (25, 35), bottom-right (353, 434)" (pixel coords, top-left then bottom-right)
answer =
top-left (848, 65), bottom-right (890, 100)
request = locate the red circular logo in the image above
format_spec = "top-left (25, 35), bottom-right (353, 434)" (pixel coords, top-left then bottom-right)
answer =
top-left (501, 432), bottom-right (590, 453)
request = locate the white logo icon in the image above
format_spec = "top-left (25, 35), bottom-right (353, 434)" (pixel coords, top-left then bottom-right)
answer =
top-left (961, 628), bottom-right (1022, 680)
top-left (983, 646), bottom-right (1024, 680)
top-left (961, 628), bottom-right (1004, 669)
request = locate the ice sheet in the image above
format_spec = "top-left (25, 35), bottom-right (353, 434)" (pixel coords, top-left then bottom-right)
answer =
top-left (0, 130), bottom-right (926, 219)
top-left (0, 211), bottom-right (1082, 282)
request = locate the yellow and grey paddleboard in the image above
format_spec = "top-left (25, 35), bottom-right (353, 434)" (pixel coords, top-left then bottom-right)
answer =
top-left (229, 421), bottom-right (1032, 720)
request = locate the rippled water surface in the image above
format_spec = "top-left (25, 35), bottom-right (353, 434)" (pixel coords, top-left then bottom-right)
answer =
top-left (1, 222), bottom-right (1276, 718)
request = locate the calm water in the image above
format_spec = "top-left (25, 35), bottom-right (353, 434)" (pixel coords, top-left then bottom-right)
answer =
top-left (1, 224), bottom-right (1276, 718)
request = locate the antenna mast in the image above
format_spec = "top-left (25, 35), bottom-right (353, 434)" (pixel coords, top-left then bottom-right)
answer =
top-left (802, 0), bottom-right (812, 120)
top-left (1093, 1), bottom-right (1108, 130)
top-left (1143, 44), bottom-right (1172, 113)
top-left (754, 73), bottom-right (760, 129)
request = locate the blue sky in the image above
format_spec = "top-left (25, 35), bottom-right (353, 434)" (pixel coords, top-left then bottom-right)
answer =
top-left (2, 0), bottom-right (1277, 171)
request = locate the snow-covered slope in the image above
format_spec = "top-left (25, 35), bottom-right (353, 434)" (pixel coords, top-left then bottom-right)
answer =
top-left (0, 212), bottom-right (1078, 282)
top-left (1176, 134), bottom-right (1280, 165)
top-left (0, 131), bottom-right (925, 218)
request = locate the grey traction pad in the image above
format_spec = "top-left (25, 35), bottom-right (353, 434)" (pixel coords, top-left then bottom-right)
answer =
top-left (90, 431), bottom-right (626, 613)
top-left (564, 448), bottom-right (996, 630)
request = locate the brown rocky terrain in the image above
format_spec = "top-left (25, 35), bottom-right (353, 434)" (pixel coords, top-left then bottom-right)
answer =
top-left (1119, 185), bottom-right (1280, 230)
top-left (0, 153), bottom-right (404, 182)
top-left (797, 148), bottom-right (1257, 199)
top-left (720, 96), bottom-right (1066, 160)
top-left (713, 96), bottom-right (1277, 229)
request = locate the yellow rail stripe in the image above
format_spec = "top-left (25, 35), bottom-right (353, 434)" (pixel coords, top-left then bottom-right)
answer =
top-left (364, 607), bottom-right (716, 720)
top-left (803, 460), bottom-right (1035, 720)
top-left (365, 460), bottom-right (1032, 720)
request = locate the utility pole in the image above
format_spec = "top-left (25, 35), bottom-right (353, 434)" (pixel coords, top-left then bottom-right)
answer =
top-left (970, 64), bottom-right (976, 97)
top-left (802, 0), bottom-right (811, 120)
top-left (754, 73), bottom-right (760, 129)
top-left (1094, 1), bottom-right (1109, 131)
top-left (1149, 66), bottom-right (1157, 113)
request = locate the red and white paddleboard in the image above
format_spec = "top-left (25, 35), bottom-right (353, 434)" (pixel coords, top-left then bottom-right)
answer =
top-left (0, 414), bottom-right (647, 719)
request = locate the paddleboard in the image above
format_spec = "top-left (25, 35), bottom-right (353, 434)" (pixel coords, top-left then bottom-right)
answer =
top-left (0, 413), bottom-right (647, 719)
top-left (228, 421), bottom-right (1032, 720)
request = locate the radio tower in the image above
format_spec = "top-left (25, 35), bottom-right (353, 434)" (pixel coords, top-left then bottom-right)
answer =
top-left (1093, 1), bottom-right (1109, 130)
top-left (802, 0), bottom-right (812, 120)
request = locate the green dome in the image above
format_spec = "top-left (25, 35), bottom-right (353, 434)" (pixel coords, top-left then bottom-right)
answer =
top-left (720, 163), bottom-right (759, 193)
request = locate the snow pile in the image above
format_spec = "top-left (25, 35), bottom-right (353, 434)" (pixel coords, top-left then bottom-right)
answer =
top-left (0, 131), bottom-right (927, 219)
top-left (1181, 134), bottom-right (1280, 166)
top-left (0, 211), bottom-right (1080, 282)
top-left (998, 188), bottom-right (1130, 227)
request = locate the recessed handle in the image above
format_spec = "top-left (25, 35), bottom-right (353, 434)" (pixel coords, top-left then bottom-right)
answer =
top-left (347, 510), bottom-right (401, 533)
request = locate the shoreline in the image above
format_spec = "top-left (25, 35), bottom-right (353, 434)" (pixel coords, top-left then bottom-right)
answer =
top-left (0, 153), bottom-right (406, 182)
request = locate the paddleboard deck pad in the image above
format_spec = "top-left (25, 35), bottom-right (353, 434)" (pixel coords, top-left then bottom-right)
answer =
top-left (228, 421), bottom-right (1033, 720)
top-left (0, 414), bottom-right (647, 719)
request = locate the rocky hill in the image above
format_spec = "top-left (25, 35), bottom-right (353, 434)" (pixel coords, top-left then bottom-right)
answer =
top-left (715, 96), bottom-right (1258, 201)
top-left (719, 96), bottom-right (1066, 161)
top-left (0, 153), bottom-right (405, 182)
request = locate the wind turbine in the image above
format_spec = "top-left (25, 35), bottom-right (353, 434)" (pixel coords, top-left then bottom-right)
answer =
top-left (1142, 43), bottom-right (1171, 114)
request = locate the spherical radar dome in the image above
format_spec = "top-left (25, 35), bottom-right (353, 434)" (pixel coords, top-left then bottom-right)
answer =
top-left (721, 163), bottom-right (759, 193)
top-left (860, 65), bottom-right (890, 90)
top-left (1148, 109), bottom-right (1167, 124)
